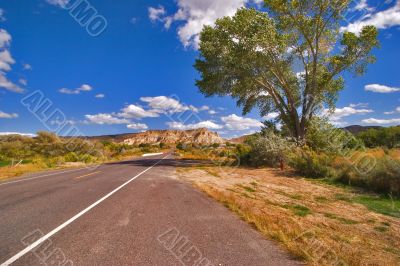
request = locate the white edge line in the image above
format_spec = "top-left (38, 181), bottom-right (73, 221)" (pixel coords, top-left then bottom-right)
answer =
top-left (0, 154), bottom-right (169, 266)
top-left (0, 167), bottom-right (89, 187)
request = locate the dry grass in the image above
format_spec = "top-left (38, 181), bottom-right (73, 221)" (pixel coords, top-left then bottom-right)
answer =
top-left (176, 167), bottom-right (400, 266)
top-left (0, 163), bottom-right (50, 181)
top-left (0, 162), bottom-right (89, 181)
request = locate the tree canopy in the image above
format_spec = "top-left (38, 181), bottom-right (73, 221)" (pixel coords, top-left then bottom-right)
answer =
top-left (195, 0), bottom-right (379, 140)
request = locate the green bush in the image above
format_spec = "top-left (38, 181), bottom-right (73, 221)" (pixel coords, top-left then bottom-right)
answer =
top-left (244, 131), bottom-right (294, 167)
top-left (176, 143), bottom-right (185, 150)
top-left (288, 148), bottom-right (335, 178)
top-left (306, 117), bottom-right (364, 153)
top-left (64, 152), bottom-right (79, 162)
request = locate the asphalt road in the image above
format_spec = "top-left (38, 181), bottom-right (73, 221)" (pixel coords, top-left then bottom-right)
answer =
top-left (0, 153), bottom-right (301, 266)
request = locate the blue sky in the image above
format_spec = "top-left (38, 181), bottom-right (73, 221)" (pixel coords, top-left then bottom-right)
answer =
top-left (0, 0), bottom-right (399, 138)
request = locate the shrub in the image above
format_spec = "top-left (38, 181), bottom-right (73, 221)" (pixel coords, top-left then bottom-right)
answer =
top-left (212, 143), bottom-right (220, 148)
top-left (64, 152), bottom-right (79, 162)
top-left (176, 143), bottom-right (185, 150)
top-left (334, 155), bottom-right (400, 196)
top-left (288, 148), bottom-right (335, 178)
top-left (306, 117), bottom-right (363, 153)
top-left (243, 131), bottom-right (294, 167)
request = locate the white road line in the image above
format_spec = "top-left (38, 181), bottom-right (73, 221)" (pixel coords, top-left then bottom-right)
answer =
top-left (0, 154), bottom-right (169, 266)
top-left (0, 167), bottom-right (91, 187)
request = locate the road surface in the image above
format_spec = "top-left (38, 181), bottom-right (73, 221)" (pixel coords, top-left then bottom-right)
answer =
top-left (0, 153), bottom-right (301, 265)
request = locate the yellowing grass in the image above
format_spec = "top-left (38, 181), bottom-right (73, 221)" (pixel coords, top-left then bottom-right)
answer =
top-left (177, 167), bottom-right (400, 265)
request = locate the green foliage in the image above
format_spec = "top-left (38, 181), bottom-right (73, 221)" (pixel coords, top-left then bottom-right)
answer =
top-left (306, 117), bottom-right (364, 153)
top-left (212, 143), bottom-right (220, 148)
top-left (195, 3), bottom-right (379, 139)
top-left (176, 143), bottom-right (185, 150)
top-left (235, 144), bottom-right (252, 164)
top-left (357, 126), bottom-right (400, 148)
top-left (288, 147), bottom-right (335, 178)
top-left (243, 131), bottom-right (294, 167)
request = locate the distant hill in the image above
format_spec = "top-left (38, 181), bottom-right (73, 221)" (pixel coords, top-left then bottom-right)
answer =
top-left (342, 125), bottom-right (383, 134)
top-left (85, 128), bottom-right (225, 145)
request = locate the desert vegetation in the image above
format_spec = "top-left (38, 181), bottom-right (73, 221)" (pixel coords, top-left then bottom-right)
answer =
top-left (177, 166), bottom-right (400, 265)
top-left (174, 120), bottom-right (400, 265)
top-left (0, 132), bottom-right (166, 180)
top-left (234, 119), bottom-right (400, 197)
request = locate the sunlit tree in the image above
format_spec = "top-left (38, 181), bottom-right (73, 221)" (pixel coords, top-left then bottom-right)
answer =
top-left (195, 1), bottom-right (379, 141)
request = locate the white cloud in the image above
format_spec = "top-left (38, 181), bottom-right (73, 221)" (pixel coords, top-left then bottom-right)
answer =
top-left (188, 105), bottom-right (199, 113)
top-left (0, 29), bottom-right (24, 93)
top-left (46, 0), bottom-right (69, 8)
top-left (365, 84), bottom-right (400, 93)
top-left (127, 123), bottom-right (148, 130)
top-left (166, 120), bottom-right (223, 130)
top-left (296, 71), bottom-right (306, 80)
top-left (79, 84), bottom-right (92, 91)
top-left (221, 114), bottom-right (262, 130)
top-left (119, 104), bottom-right (159, 119)
top-left (362, 117), bottom-right (400, 125)
top-left (341, 1), bottom-right (400, 34)
top-left (140, 96), bottom-right (190, 114)
top-left (59, 88), bottom-right (80, 95)
top-left (59, 84), bottom-right (93, 94)
top-left (0, 111), bottom-right (18, 119)
top-left (84, 114), bottom-right (130, 125)
top-left (95, 93), bottom-right (105, 98)
top-left (130, 17), bottom-right (138, 24)
top-left (0, 132), bottom-right (36, 137)
top-left (354, 0), bottom-right (374, 12)
top-left (0, 29), bottom-right (11, 48)
top-left (148, 6), bottom-right (166, 22)
top-left (349, 102), bottom-right (369, 108)
top-left (0, 72), bottom-right (24, 93)
top-left (264, 112), bottom-right (279, 120)
top-left (0, 9), bottom-right (6, 22)
top-left (19, 79), bottom-right (28, 86)
top-left (383, 106), bottom-right (400, 115)
top-left (0, 50), bottom-right (15, 71)
top-left (149, 0), bottom-right (260, 48)
top-left (208, 110), bottom-right (217, 115)
top-left (330, 120), bottom-right (349, 127)
top-left (325, 105), bottom-right (373, 121)
top-left (23, 63), bottom-right (32, 70)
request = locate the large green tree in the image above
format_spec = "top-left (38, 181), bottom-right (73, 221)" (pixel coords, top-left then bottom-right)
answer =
top-left (195, 0), bottom-right (379, 141)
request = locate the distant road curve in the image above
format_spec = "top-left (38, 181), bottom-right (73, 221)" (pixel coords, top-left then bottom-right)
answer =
top-left (142, 152), bottom-right (164, 157)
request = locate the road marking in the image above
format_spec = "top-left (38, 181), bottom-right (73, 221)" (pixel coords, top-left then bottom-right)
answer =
top-left (75, 171), bottom-right (101, 179)
top-left (0, 154), bottom-right (170, 266)
top-left (0, 167), bottom-right (91, 187)
top-left (142, 152), bottom-right (164, 157)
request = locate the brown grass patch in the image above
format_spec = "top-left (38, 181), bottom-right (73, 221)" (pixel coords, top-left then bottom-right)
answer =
top-left (177, 167), bottom-right (400, 265)
top-left (0, 163), bottom-right (50, 181)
